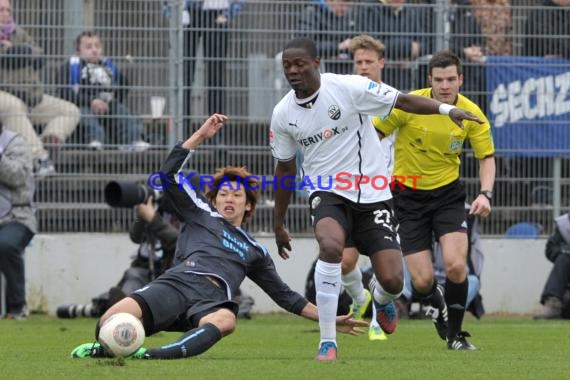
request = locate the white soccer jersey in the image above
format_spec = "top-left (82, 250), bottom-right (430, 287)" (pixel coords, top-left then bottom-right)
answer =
top-left (270, 73), bottom-right (399, 204)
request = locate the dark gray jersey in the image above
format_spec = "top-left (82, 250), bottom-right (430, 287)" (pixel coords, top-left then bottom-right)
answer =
top-left (160, 145), bottom-right (307, 315)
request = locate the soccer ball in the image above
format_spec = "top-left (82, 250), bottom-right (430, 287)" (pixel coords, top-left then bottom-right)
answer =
top-left (98, 312), bottom-right (145, 357)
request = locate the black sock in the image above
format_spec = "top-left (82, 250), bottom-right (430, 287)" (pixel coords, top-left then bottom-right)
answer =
top-left (146, 323), bottom-right (222, 359)
top-left (411, 280), bottom-right (437, 302)
top-left (95, 319), bottom-right (102, 341)
top-left (445, 277), bottom-right (468, 340)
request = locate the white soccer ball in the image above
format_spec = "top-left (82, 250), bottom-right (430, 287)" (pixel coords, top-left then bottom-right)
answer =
top-left (98, 312), bottom-right (145, 357)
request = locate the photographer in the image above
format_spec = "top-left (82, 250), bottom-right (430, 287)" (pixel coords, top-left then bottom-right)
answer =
top-left (534, 212), bottom-right (570, 320)
top-left (57, 197), bottom-right (178, 318)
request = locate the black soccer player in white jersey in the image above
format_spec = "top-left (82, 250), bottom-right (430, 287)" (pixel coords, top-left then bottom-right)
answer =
top-left (270, 37), bottom-right (482, 361)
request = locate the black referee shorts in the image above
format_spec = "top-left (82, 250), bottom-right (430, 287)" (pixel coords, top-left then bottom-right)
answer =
top-left (391, 180), bottom-right (467, 255)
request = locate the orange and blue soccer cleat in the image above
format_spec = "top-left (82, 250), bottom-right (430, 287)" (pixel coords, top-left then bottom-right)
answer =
top-left (315, 341), bottom-right (337, 362)
top-left (374, 300), bottom-right (398, 334)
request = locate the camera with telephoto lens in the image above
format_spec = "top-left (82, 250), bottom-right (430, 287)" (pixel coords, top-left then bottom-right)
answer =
top-left (56, 303), bottom-right (101, 319)
top-left (104, 181), bottom-right (162, 208)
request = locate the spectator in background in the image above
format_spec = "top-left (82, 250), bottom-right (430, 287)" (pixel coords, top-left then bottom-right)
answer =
top-left (296, 0), bottom-right (356, 75)
top-left (534, 212), bottom-right (570, 320)
top-left (470, 0), bottom-right (512, 56)
top-left (449, 0), bottom-right (485, 112)
top-left (357, 0), bottom-right (433, 91)
top-left (0, 125), bottom-right (36, 320)
top-left (450, 0), bottom-right (512, 112)
top-left (524, 0), bottom-right (570, 59)
top-left (0, 0), bottom-right (80, 176)
top-left (162, 0), bottom-right (243, 124)
top-left (59, 31), bottom-right (149, 152)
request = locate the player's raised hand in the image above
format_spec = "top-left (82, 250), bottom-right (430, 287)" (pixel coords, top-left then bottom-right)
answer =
top-left (183, 113), bottom-right (228, 150)
top-left (198, 113), bottom-right (228, 139)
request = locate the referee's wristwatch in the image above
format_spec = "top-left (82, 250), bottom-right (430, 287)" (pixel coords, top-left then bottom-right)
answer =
top-left (479, 190), bottom-right (493, 201)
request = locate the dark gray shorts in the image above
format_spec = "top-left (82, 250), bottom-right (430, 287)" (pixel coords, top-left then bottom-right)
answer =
top-left (131, 269), bottom-right (238, 335)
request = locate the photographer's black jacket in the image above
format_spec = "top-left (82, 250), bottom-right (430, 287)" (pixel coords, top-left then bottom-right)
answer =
top-left (160, 144), bottom-right (307, 315)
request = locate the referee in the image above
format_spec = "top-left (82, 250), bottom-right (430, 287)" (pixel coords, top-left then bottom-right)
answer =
top-left (374, 50), bottom-right (495, 350)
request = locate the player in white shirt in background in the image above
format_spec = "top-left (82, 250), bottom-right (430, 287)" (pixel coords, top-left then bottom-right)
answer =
top-left (341, 34), bottom-right (396, 341)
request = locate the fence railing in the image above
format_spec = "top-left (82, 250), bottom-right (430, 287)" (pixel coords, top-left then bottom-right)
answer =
top-left (3, 0), bottom-right (568, 237)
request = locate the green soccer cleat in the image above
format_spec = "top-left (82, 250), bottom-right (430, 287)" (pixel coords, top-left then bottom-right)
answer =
top-left (71, 343), bottom-right (148, 359)
top-left (71, 342), bottom-right (108, 358)
top-left (349, 289), bottom-right (372, 321)
top-left (128, 347), bottom-right (149, 359)
top-left (368, 324), bottom-right (388, 341)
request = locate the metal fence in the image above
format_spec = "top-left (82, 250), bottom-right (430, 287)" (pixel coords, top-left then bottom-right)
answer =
top-left (3, 0), bottom-right (569, 237)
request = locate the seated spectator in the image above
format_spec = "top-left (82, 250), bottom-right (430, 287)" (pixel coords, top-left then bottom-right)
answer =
top-left (470, 0), bottom-right (512, 56)
top-left (0, 124), bottom-right (36, 319)
top-left (449, 0), bottom-right (512, 113)
top-left (357, 0), bottom-right (433, 90)
top-left (296, 0), bottom-right (356, 75)
top-left (59, 31), bottom-right (149, 151)
top-left (0, 0), bottom-right (80, 176)
top-left (524, 0), bottom-right (570, 59)
top-left (534, 212), bottom-right (570, 320)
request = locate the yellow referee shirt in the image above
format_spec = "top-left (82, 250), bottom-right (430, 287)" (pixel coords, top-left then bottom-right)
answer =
top-left (373, 88), bottom-right (495, 190)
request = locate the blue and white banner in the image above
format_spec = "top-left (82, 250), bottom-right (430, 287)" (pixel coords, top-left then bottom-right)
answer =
top-left (487, 56), bottom-right (570, 157)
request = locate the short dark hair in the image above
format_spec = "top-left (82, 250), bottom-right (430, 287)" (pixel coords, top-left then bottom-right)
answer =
top-left (284, 37), bottom-right (318, 59)
top-left (428, 50), bottom-right (462, 76)
top-left (75, 31), bottom-right (100, 50)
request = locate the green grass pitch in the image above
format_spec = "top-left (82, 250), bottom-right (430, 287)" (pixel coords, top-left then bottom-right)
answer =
top-left (1, 314), bottom-right (568, 379)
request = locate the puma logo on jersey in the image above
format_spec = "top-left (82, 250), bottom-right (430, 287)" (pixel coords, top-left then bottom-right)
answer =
top-left (322, 281), bottom-right (337, 287)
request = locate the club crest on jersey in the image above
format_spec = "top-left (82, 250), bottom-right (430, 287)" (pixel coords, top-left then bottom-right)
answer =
top-left (450, 139), bottom-right (462, 151)
top-left (311, 196), bottom-right (321, 210)
top-left (328, 105), bottom-right (341, 120)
